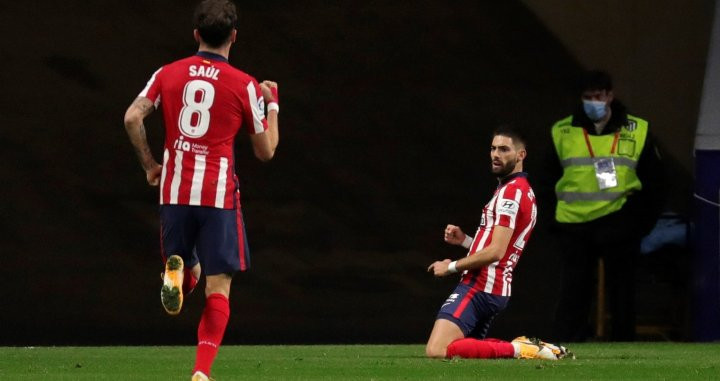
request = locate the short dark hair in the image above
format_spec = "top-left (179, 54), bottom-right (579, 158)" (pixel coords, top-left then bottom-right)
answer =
top-left (579, 70), bottom-right (613, 93)
top-left (193, 0), bottom-right (237, 48)
top-left (493, 125), bottom-right (526, 149)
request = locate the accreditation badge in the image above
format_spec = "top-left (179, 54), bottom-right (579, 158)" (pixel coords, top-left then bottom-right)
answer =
top-left (594, 158), bottom-right (618, 190)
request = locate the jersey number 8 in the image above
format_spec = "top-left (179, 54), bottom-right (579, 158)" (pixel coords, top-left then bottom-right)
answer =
top-left (178, 79), bottom-right (215, 138)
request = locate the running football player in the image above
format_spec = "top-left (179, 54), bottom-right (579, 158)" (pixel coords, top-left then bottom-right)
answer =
top-left (123, 1), bottom-right (280, 379)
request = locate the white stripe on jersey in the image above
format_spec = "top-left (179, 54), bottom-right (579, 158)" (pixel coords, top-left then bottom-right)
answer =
top-left (502, 270), bottom-right (512, 296)
top-left (507, 188), bottom-right (522, 229)
top-left (139, 67), bottom-right (162, 106)
top-left (514, 189), bottom-right (522, 219)
top-left (246, 82), bottom-right (265, 133)
top-left (475, 195), bottom-right (497, 251)
top-left (480, 193), bottom-right (500, 293)
top-left (160, 149), bottom-right (169, 204)
top-left (514, 199), bottom-right (537, 250)
top-left (501, 263), bottom-right (513, 296)
top-left (170, 150), bottom-right (183, 204)
top-left (484, 261), bottom-right (499, 293)
top-left (468, 229), bottom-right (480, 256)
top-left (189, 155), bottom-right (206, 206)
top-left (473, 193), bottom-right (498, 253)
top-left (502, 274), bottom-right (508, 296)
top-left (215, 157), bottom-right (229, 208)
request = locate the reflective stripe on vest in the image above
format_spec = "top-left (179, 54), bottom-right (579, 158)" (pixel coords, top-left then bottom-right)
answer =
top-left (551, 115), bottom-right (648, 223)
top-left (560, 156), bottom-right (638, 169)
top-left (556, 191), bottom-right (625, 202)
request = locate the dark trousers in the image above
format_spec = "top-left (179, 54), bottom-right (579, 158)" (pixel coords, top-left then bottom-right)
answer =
top-left (552, 228), bottom-right (639, 342)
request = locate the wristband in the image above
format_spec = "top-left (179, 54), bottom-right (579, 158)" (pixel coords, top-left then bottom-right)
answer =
top-left (447, 261), bottom-right (458, 274)
top-left (271, 87), bottom-right (279, 104)
top-left (461, 235), bottom-right (473, 249)
top-left (267, 102), bottom-right (279, 114)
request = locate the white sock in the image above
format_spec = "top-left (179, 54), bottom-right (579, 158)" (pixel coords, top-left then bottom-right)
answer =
top-left (511, 342), bottom-right (521, 358)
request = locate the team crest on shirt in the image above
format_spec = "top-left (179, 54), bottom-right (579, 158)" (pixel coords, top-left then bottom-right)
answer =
top-left (625, 120), bottom-right (637, 132)
top-left (497, 199), bottom-right (519, 217)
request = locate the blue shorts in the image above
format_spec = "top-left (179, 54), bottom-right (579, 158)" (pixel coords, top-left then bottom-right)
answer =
top-left (159, 204), bottom-right (250, 275)
top-left (436, 283), bottom-right (509, 338)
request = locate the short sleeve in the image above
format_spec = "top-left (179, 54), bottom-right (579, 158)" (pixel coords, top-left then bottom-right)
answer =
top-left (243, 78), bottom-right (269, 135)
top-left (494, 184), bottom-right (523, 230)
top-left (138, 67), bottom-right (163, 108)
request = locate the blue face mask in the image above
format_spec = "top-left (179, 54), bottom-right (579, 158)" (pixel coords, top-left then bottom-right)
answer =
top-left (583, 100), bottom-right (607, 121)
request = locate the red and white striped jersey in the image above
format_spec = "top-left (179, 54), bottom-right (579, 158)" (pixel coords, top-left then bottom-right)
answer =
top-left (461, 172), bottom-right (537, 296)
top-left (138, 52), bottom-right (268, 209)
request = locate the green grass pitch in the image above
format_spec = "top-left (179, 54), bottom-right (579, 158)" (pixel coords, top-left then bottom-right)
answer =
top-left (1, 343), bottom-right (719, 380)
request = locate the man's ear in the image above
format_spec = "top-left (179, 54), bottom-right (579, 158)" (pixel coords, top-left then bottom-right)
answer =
top-left (517, 148), bottom-right (527, 162)
top-left (193, 29), bottom-right (201, 43)
top-left (230, 29), bottom-right (237, 43)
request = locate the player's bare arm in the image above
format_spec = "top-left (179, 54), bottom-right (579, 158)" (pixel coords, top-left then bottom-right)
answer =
top-left (428, 226), bottom-right (514, 277)
top-left (250, 81), bottom-right (280, 161)
top-left (124, 96), bottom-right (162, 186)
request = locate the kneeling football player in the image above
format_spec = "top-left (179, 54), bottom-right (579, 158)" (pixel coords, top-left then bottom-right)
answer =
top-left (426, 127), bottom-right (569, 360)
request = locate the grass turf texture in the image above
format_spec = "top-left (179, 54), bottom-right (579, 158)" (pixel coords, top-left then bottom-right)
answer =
top-left (1, 343), bottom-right (719, 380)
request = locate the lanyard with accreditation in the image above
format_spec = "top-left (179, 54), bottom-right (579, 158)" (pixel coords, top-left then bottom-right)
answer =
top-left (583, 128), bottom-right (620, 190)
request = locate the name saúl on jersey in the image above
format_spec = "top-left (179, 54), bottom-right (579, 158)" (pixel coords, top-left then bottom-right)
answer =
top-left (189, 64), bottom-right (220, 80)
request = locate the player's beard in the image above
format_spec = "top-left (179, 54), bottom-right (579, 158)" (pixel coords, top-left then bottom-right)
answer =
top-left (491, 157), bottom-right (517, 178)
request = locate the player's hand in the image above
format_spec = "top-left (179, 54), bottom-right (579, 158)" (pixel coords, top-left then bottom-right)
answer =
top-left (427, 259), bottom-right (452, 277)
top-left (146, 163), bottom-right (162, 186)
top-left (444, 224), bottom-right (466, 246)
top-left (260, 80), bottom-right (279, 104)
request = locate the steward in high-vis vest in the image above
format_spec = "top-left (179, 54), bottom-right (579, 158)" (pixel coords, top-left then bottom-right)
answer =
top-left (551, 99), bottom-right (663, 233)
top-left (549, 70), bottom-right (663, 343)
top-left (552, 107), bottom-right (649, 223)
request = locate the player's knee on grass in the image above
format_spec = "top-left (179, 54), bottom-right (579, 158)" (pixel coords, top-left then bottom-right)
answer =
top-left (425, 342), bottom-right (447, 359)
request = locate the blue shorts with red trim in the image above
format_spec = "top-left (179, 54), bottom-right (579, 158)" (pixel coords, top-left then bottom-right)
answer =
top-left (160, 204), bottom-right (250, 275)
top-left (436, 282), bottom-right (509, 338)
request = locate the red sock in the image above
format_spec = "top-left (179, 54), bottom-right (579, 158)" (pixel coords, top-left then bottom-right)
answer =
top-left (183, 268), bottom-right (198, 295)
top-left (193, 293), bottom-right (230, 375)
top-left (446, 338), bottom-right (515, 359)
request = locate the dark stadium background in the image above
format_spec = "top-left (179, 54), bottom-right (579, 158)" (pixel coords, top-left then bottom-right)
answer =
top-left (1, 0), bottom-right (714, 345)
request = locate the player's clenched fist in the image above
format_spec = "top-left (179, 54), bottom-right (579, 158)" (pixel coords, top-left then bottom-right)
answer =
top-left (146, 163), bottom-right (162, 186)
top-left (444, 224), bottom-right (466, 246)
top-left (260, 80), bottom-right (279, 104)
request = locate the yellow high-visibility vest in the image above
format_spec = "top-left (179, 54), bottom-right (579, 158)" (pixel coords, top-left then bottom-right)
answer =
top-left (551, 115), bottom-right (648, 223)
